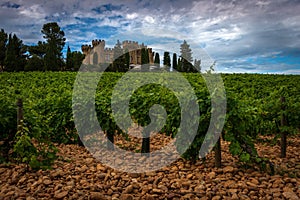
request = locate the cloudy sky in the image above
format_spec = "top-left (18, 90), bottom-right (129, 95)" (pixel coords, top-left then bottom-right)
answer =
top-left (1, 0), bottom-right (300, 74)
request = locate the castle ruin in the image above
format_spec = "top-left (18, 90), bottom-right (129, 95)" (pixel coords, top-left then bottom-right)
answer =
top-left (81, 40), bottom-right (154, 65)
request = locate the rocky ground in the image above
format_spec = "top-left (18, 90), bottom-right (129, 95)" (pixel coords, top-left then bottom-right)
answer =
top-left (0, 133), bottom-right (299, 200)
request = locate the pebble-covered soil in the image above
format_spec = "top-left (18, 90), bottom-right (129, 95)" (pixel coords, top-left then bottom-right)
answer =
top-left (0, 133), bottom-right (299, 200)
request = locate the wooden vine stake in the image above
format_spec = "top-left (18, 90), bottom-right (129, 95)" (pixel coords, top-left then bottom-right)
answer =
top-left (16, 98), bottom-right (23, 130)
top-left (141, 129), bottom-right (150, 156)
top-left (214, 137), bottom-right (222, 168)
top-left (107, 131), bottom-right (114, 151)
top-left (280, 96), bottom-right (287, 158)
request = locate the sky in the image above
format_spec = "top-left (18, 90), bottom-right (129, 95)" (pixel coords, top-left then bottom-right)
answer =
top-left (1, 0), bottom-right (300, 74)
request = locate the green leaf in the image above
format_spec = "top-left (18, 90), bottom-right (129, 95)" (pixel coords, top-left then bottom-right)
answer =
top-left (240, 153), bottom-right (251, 163)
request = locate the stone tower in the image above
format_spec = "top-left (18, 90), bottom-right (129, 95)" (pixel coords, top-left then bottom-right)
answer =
top-left (81, 39), bottom-right (105, 65)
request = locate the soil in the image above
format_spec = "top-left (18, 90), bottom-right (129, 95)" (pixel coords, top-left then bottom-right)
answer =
top-left (0, 133), bottom-right (299, 200)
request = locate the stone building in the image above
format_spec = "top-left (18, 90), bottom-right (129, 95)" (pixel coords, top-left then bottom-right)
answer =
top-left (81, 39), bottom-right (154, 65)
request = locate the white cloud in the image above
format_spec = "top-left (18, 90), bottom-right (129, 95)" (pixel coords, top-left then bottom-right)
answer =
top-left (141, 27), bottom-right (185, 40)
top-left (144, 16), bottom-right (155, 24)
top-left (255, 0), bottom-right (271, 7)
top-left (19, 4), bottom-right (46, 19)
top-left (281, 69), bottom-right (300, 75)
top-left (126, 13), bottom-right (138, 20)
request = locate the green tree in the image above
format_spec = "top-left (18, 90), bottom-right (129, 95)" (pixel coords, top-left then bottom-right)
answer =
top-left (163, 51), bottom-right (171, 67)
top-left (66, 46), bottom-right (73, 70)
top-left (172, 53), bottom-right (178, 71)
top-left (65, 46), bottom-right (84, 71)
top-left (41, 22), bottom-right (66, 71)
top-left (28, 41), bottom-right (46, 58)
top-left (177, 57), bottom-right (182, 72)
top-left (180, 40), bottom-right (193, 62)
top-left (27, 41), bottom-right (47, 71)
top-left (141, 48), bottom-right (149, 71)
top-left (141, 48), bottom-right (149, 65)
top-left (72, 51), bottom-right (85, 71)
top-left (180, 40), bottom-right (194, 72)
top-left (4, 33), bottom-right (26, 72)
top-left (25, 55), bottom-right (44, 71)
top-left (154, 52), bottom-right (160, 67)
top-left (0, 29), bottom-right (7, 71)
top-left (194, 59), bottom-right (201, 72)
top-left (124, 49), bottom-right (130, 71)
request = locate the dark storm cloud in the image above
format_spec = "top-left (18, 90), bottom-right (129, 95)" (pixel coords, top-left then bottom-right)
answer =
top-left (92, 3), bottom-right (124, 14)
top-left (1, 1), bottom-right (20, 9)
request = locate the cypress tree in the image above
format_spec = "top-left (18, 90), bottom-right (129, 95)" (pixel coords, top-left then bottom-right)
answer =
top-left (163, 51), bottom-right (171, 67)
top-left (180, 40), bottom-right (193, 62)
top-left (172, 53), bottom-right (178, 71)
top-left (72, 51), bottom-right (85, 71)
top-left (141, 48), bottom-right (149, 71)
top-left (177, 57), bottom-right (182, 72)
top-left (180, 40), bottom-right (193, 72)
top-left (4, 34), bottom-right (25, 72)
top-left (124, 48), bottom-right (130, 71)
top-left (194, 59), bottom-right (201, 72)
top-left (154, 52), bottom-right (160, 67)
top-left (66, 46), bottom-right (73, 70)
top-left (0, 29), bottom-right (7, 71)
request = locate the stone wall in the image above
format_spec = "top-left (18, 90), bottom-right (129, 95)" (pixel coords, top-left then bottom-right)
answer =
top-left (81, 40), bottom-right (154, 66)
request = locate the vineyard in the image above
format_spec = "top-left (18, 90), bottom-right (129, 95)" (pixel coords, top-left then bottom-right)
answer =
top-left (0, 72), bottom-right (299, 199)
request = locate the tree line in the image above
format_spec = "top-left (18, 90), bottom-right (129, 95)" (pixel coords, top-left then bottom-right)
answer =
top-left (162, 40), bottom-right (201, 72)
top-left (0, 22), bottom-right (84, 72)
top-left (98, 40), bottom-right (202, 73)
top-left (0, 21), bottom-right (202, 72)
